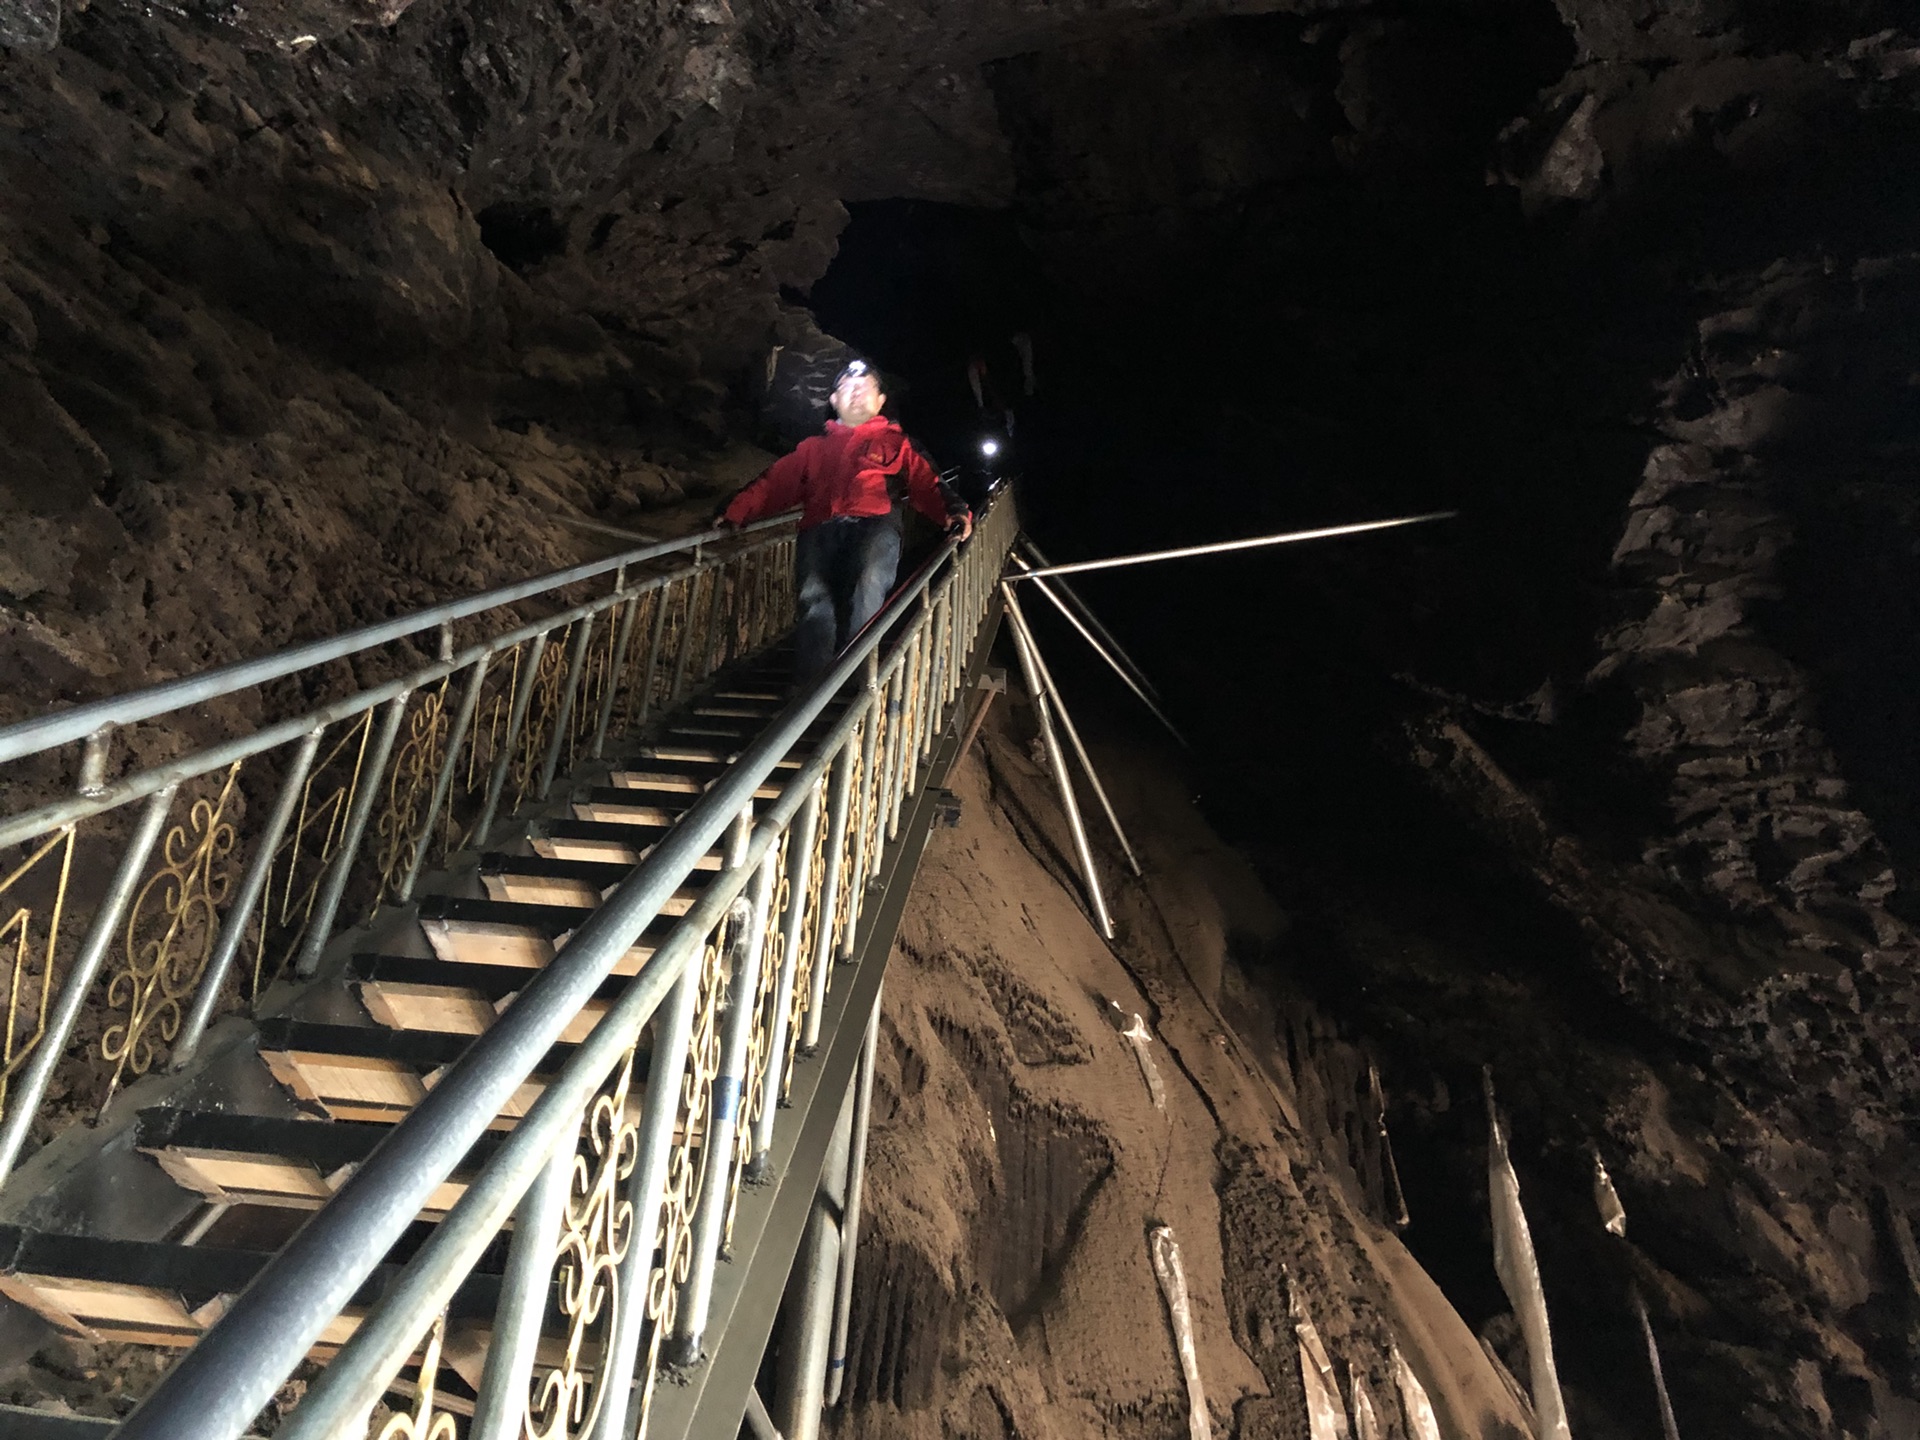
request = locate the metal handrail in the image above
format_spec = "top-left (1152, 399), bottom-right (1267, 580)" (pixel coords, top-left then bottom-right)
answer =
top-left (111, 495), bottom-right (1018, 1440)
top-left (0, 514), bottom-right (794, 766)
top-left (0, 516), bottom-right (800, 1186)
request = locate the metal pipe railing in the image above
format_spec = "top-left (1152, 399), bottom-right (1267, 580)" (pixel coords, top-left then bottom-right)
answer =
top-left (112, 496), bottom-right (1016, 1440)
top-left (0, 516), bottom-right (793, 766)
top-left (0, 521), bottom-right (799, 1177)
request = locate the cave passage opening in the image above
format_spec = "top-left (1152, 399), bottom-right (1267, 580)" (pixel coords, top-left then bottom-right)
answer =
top-left (794, 14), bottom-right (1706, 1412)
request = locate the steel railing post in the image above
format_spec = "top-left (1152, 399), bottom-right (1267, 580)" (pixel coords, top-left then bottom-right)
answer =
top-left (667, 825), bottom-right (779, 1364)
top-left (470, 1121), bottom-right (577, 1440)
top-left (843, 659), bottom-right (884, 956)
top-left (877, 662), bottom-right (905, 846)
top-left (825, 990), bottom-right (882, 1406)
top-left (472, 633), bottom-right (549, 848)
top-left (536, 616), bottom-right (598, 801)
top-left (586, 958), bottom-right (703, 1440)
top-left (749, 782), bottom-right (821, 1176)
top-left (668, 569), bottom-right (705, 704)
top-left (591, 587), bottom-right (648, 759)
top-left (0, 784), bottom-right (176, 1182)
top-left (293, 693), bottom-right (410, 976)
top-left (634, 581), bottom-right (673, 728)
top-left (807, 731), bottom-right (857, 1046)
top-left (701, 558), bottom-right (733, 681)
top-left (173, 727), bottom-right (324, 1067)
top-left (397, 653), bottom-right (493, 903)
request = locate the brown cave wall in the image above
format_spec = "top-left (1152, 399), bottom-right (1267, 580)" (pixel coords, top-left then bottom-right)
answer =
top-left (823, 706), bottom-right (1537, 1440)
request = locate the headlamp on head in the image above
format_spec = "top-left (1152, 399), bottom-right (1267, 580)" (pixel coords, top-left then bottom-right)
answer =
top-left (979, 437), bottom-right (1001, 458)
top-left (833, 359), bottom-right (875, 390)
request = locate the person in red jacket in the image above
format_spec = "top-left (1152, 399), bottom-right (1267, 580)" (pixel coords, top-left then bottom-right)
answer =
top-left (720, 359), bottom-right (973, 681)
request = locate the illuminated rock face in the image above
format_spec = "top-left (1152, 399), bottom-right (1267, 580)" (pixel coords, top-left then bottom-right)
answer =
top-left (5, 0), bottom-right (1920, 1434)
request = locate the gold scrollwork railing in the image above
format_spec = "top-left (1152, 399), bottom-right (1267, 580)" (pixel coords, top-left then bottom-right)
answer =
top-left (0, 518), bottom-right (797, 1186)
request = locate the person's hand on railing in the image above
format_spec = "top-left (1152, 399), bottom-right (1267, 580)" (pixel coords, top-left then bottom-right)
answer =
top-left (948, 511), bottom-right (974, 543)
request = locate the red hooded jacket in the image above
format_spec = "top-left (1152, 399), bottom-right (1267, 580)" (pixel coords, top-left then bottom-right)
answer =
top-left (723, 417), bottom-right (966, 531)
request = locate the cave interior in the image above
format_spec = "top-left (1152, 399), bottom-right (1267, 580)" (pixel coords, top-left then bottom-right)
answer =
top-left (6, 0), bottom-right (1920, 1434)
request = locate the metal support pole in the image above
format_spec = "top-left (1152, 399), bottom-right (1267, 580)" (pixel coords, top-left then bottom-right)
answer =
top-left (668, 837), bottom-right (779, 1364)
top-left (1009, 554), bottom-right (1186, 747)
top-left (1019, 538), bottom-right (1161, 699)
top-left (174, 728), bottom-right (324, 1067)
top-left (774, 1077), bottom-right (854, 1440)
top-left (1008, 511), bottom-right (1457, 581)
top-left (1004, 585), bottom-right (1113, 939)
top-left (473, 633), bottom-right (550, 847)
top-left (536, 616), bottom-right (597, 801)
top-left (398, 654), bottom-right (492, 903)
top-left (1002, 591), bottom-right (1142, 877)
top-left (0, 784), bottom-right (175, 1184)
top-left (470, 1129), bottom-right (576, 1440)
top-left (294, 693), bottom-right (410, 976)
top-left (826, 993), bottom-right (881, 1405)
top-left (750, 783), bottom-right (821, 1175)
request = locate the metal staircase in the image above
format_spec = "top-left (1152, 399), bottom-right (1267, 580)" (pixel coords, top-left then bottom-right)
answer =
top-left (0, 496), bottom-right (1017, 1440)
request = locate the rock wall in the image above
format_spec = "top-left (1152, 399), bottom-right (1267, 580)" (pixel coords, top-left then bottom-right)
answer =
top-left (831, 700), bottom-right (1535, 1440)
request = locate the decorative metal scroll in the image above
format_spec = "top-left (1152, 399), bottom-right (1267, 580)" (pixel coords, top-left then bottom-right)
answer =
top-left (0, 827), bottom-right (75, 1120)
top-left (251, 713), bottom-right (373, 995)
top-left (530, 1047), bottom-right (640, 1439)
top-left (100, 766), bottom-right (241, 1100)
top-left (373, 681), bottom-right (451, 903)
top-left (375, 1312), bottom-right (460, 1440)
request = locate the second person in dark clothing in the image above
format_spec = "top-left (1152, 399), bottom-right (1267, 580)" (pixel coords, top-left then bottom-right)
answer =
top-left (720, 360), bottom-right (973, 682)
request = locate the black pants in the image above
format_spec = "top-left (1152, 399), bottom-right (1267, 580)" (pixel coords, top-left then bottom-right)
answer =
top-left (794, 515), bottom-right (902, 683)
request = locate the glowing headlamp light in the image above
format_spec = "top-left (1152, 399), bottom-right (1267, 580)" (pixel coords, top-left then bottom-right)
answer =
top-left (980, 437), bottom-right (1001, 458)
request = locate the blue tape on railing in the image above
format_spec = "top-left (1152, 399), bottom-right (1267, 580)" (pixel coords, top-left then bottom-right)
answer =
top-left (713, 1076), bottom-right (741, 1125)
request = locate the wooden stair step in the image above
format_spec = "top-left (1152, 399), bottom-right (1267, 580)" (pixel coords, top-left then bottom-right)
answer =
top-left (352, 953), bottom-right (634, 1006)
top-left (584, 782), bottom-right (781, 819)
top-left (527, 823), bottom-right (726, 871)
top-left (416, 902), bottom-right (687, 983)
top-left (631, 743), bottom-right (806, 769)
top-left (135, 1108), bottom-right (500, 1215)
top-left (255, 1017), bottom-right (602, 1127)
top-left (0, 1225), bottom-right (499, 1351)
top-left (606, 768), bottom-right (709, 796)
top-left (476, 853), bottom-right (716, 912)
top-left (571, 797), bottom-right (687, 827)
top-left (359, 980), bottom-right (613, 1046)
